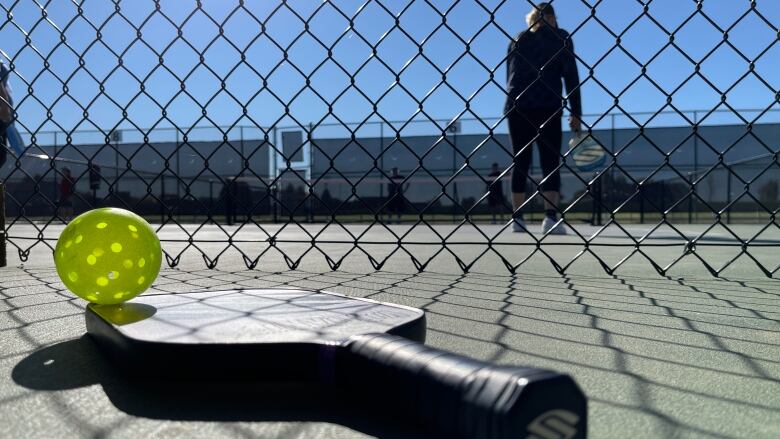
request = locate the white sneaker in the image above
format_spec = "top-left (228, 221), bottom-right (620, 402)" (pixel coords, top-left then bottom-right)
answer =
top-left (542, 216), bottom-right (567, 235)
top-left (511, 217), bottom-right (527, 233)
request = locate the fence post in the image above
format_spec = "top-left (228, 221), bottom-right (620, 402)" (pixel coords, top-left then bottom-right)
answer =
top-left (661, 180), bottom-right (665, 217)
top-left (160, 175), bottom-right (166, 225)
top-left (593, 176), bottom-right (603, 226)
top-left (379, 122), bottom-right (385, 224)
top-left (726, 172), bottom-right (732, 224)
top-left (175, 130), bottom-right (180, 204)
top-left (452, 131), bottom-right (458, 223)
top-left (53, 135), bottom-right (59, 208)
top-left (114, 135), bottom-right (119, 197)
top-left (209, 179), bottom-right (214, 220)
top-left (272, 126), bottom-right (278, 224)
top-left (379, 121), bottom-right (384, 200)
top-left (608, 113), bottom-right (615, 224)
top-left (308, 122), bottom-right (314, 223)
top-left (688, 172), bottom-right (693, 224)
top-left (240, 126), bottom-right (245, 163)
top-left (693, 110), bottom-right (698, 223)
top-left (590, 178), bottom-right (596, 226)
top-left (0, 183), bottom-right (5, 267)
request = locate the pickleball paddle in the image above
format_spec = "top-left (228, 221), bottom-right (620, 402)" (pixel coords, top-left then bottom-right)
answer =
top-left (86, 289), bottom-right (586, 439)
top-left (569, 132), bottom-right (606, 172)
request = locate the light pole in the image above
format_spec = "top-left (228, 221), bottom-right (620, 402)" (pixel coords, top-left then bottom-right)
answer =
top-left (447, 120), bottom-right (461, 222)
top-left (111, 129), bottom-right (122, 197)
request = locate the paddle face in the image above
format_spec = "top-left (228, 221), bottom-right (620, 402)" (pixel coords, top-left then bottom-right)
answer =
top-left (86, 289), bottom-right (425, 380)
top-left (569, 133), bottom-right (606, 172)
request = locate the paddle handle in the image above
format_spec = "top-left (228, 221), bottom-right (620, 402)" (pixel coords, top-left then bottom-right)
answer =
top-left (340, 333), bottom-right (587, 439)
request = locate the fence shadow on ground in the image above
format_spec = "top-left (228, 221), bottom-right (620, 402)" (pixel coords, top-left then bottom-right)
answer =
top-left (148, 266), bottom-right (780, 438)
top-left (4, 265), bottom-right (779, 438)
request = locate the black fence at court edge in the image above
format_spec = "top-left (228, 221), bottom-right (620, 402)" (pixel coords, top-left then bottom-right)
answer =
top-left (1, 1), bottom-right (778, 276)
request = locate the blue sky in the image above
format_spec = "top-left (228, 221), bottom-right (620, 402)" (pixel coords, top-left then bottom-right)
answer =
top-left (1, 0), bottom-right (778, 143)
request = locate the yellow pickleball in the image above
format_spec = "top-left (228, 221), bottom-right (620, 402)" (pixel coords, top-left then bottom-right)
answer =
top-left (54, 208), bottom-right (162, 305)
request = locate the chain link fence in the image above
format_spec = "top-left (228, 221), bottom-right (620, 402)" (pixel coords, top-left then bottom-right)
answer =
top-left (1, 1), bottom-right (778, 276)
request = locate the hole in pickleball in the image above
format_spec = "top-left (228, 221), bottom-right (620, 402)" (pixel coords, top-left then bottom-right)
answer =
top-left (43, 359), bottom-right (54, 366)
top-left (138, 258), bottom-right (146, 268)
top-left (75, 235), bottom-right (83, 243)
top-left (128, 225), bottom-right (138, 232)
top-left (93, 248), bottom-right (105, 257)
top-left (123, 259), bottom-right (133, 268)
top-left (97, 222), bottom-right (108, 229)
top-left (96, 277), bottom-right (109, 286)
top-left (137, 276), bottom-right (145, 285)
top-left (108, 271), bottom-right (119, 280)
top-left (87, 255), bottom-right (97, 265)
top-left (87, 294), bottom-right (98, 301)
top-left (111, 242), bottom-right (122, 253)
top-left (131, 233), bottom-right (139, 239)
top-left (65, 240), bottom-right (73, 248)
top-left (68, 272), bottom-right (78, 282)
top-left (113, 293), bottom-right (123, 299)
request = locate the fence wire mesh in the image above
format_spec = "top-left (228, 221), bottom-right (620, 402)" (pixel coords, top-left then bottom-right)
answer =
top-left (0, 0), bottom-right (778, 276)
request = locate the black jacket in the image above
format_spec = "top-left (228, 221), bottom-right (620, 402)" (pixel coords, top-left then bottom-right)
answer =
top-left (504, 26), bottom-right (582, 117)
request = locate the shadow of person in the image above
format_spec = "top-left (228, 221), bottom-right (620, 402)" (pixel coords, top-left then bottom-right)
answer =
top-left (12, 335), bottom-right (426, 439)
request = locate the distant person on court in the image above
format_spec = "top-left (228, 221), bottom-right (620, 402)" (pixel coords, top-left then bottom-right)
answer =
top-left (487, 163), bottom-right (505, 224)
top-left (386, 167), bottom-right (408, 224)
top-left (0, 60), bottom-right (25, 159)
top-left (505, 3), bottom-right (582, 234)
top-left (0, 61), bottom-right (13, 168)
top-left (221, 177), bottom-right (238, 225)
top-left (59, 167), bottom-right (75, 220)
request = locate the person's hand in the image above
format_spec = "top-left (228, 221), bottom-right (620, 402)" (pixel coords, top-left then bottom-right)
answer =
top-left (568, 115), bottom-right (582, 133)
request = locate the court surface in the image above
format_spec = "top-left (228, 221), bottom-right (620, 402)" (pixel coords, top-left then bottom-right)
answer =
top-left (1, 222), bottom-right (779, 438)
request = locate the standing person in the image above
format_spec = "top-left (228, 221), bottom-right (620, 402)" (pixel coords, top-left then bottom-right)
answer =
top-left (487, 163), bottom-right (505, 224)
top-left (221, 177), bottom-right (238, 225)
top-left (505, 2), bottom-right (582, 235)
top-left (59, 167), bottom-right (74, 220)
top-left (0, 61), bottom-right (13, 168)
top-left (386, 167), bottom-right (408, 224)
top-left (0, 60), bottom-right (25, 158)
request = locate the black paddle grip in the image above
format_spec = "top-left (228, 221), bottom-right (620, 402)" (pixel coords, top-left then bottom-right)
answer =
top-left (340, 333), bottom-right (587, 439)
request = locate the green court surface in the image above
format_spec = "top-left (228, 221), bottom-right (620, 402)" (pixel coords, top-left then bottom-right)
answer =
top-left (1, 223), bottom-right (779, 438)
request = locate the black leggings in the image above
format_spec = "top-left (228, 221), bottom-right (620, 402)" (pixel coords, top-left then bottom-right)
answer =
top-left (507, 108), bottom-right (562, 193)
